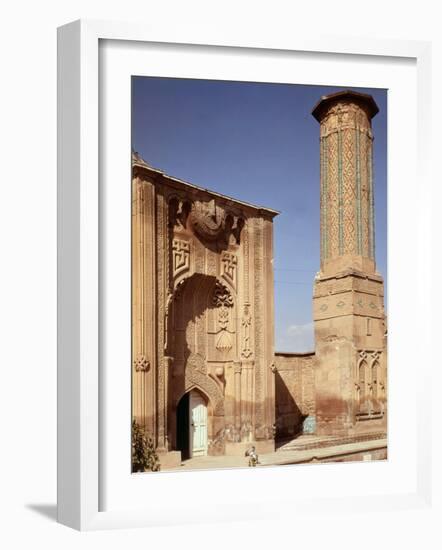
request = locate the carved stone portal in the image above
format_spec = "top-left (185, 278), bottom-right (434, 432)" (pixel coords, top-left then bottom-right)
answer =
top-left (132, 152), bottom-right (278, 459)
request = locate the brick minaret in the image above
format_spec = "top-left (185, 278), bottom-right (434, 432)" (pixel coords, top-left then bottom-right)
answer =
top-left (311, 91), bottom-right (387, 437)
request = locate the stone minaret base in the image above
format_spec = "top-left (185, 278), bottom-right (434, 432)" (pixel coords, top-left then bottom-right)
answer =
top-left (313, 268), bottom-right (387, 437)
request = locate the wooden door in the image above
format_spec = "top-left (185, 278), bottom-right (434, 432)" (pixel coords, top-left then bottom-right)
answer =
top-left (189, 390), bottom-right (208, 457)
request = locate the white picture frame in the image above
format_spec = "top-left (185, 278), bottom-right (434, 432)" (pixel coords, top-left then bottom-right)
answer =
top-left (57, 19), bottom-right (433, 531)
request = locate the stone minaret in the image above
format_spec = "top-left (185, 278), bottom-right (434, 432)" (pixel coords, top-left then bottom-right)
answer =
top-left (311, 91), bottom-right (387, 437)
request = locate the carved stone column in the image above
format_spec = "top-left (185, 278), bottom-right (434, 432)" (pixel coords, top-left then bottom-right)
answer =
top-left (233, 360), bottom-right (242, 434)
top-left (164, 355), bottom-right (173, 450)
top-left (253, 217), bottom-right (265, 439)
top-left (132, 178), bottom-right (155, 436)
top-left (156, 192), bottom-right (168, 451)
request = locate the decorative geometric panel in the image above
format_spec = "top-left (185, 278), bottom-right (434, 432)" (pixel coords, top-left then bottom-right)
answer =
top-left (319, 100), bottom-right (376, 265)
top-left (362, 133), bottom-right (371, 258)
top-left (326, 132), bottom-right (339, 259)
top-left (342, 128), bottom-right (356, 255)
top-left (172, 239), bottom-right (190, 278)
top-left (355, 128), bottom-right (362, 254)
top-left (221, 251), bottom-right (237, 289)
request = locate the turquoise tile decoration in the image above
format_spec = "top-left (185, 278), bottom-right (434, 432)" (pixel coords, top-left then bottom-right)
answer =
top-left (303, 415), bottom-right (316, 434)
top-left (323, 136), bottom-right (328, 260)
top-left (355, 127), bottom-right (362, 255)
top-left (368, 135), bottom-right (375, 259)
top-left (338, 129), bottom-right (343, 254)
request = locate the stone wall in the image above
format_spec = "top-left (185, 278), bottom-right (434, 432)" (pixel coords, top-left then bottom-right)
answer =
top-left (274, 352), bottom-right (316, 439)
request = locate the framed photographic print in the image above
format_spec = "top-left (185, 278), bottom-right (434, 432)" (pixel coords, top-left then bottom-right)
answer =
top-left (57, 20), bottom-right (432, 530)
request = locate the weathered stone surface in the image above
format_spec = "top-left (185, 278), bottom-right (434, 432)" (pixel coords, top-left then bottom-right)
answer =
top-left (312, 91), bottom-right (387, 437)
top-left (273, 353), bottom-right (316, 439)
top-left (132, 155), bottom-right (278, 461)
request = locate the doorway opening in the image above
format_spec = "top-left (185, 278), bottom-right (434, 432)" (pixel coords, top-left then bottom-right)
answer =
top-left (176, 389), bottom-right (208, 460)
top-left (176, 392), bottom-right (190, 460)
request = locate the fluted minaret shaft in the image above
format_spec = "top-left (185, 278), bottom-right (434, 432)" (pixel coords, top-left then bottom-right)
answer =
top-left (312, 91), bottom-right (378, 275)
top-left (311, 91), bottom-right (386, 437)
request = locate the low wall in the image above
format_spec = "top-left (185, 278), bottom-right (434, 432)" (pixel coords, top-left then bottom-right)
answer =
top-left (274, 352), bottom-right (316, 439)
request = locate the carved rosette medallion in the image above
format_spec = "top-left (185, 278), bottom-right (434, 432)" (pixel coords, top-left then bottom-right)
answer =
top-left (133, 354), bottom-right (150, 372)
top-left (186, 199), bottom-right (244, 244)
top-left (189, 200), bottom-right (227, 242)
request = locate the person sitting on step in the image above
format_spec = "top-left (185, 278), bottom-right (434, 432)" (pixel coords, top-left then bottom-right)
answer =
top-left (245, 446), bottom-right (259, 467)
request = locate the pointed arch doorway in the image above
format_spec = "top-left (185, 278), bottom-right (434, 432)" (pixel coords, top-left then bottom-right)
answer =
top-left (176, 389), bottom-right (208, 459)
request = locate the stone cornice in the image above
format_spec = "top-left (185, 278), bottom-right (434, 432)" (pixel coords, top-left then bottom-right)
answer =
top-left (312, 89), bottom-right (379, 122)
top-left (132, 153), bottom-right (279, 220)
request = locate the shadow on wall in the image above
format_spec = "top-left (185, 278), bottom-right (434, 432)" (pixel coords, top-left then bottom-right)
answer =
top-left (274, 370), bottom-right (306, 443)
top-left (166, 272), bottom-right (224, 455)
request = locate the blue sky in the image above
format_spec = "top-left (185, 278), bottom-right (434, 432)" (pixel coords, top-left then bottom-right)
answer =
top-left (132, 78), bottom-right (387, 352)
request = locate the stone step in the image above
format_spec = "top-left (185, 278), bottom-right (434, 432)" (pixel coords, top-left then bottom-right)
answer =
top-left (277, 432), bottom-right (386, 452)
top-left (174, 437), bottom-right (388, 471)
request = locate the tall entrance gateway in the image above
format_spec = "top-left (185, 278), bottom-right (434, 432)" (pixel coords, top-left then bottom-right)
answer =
top-left (132, 153), bottom-right (278, 468)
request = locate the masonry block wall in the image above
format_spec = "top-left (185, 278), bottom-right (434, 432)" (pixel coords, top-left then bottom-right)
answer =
top-left (273, 352), bottom-right (316, 439)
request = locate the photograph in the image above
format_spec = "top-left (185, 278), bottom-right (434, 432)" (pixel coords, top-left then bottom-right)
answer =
top-left (130, 77), bottom-right (388, 472)
top-left (1, 0), bottom-right (436, 542)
